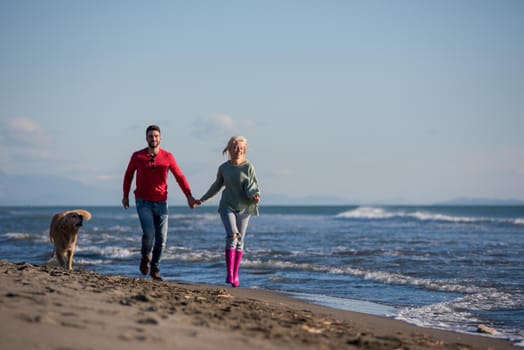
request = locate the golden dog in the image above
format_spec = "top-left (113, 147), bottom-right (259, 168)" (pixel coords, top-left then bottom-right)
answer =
top-left (49, 209), bottom-right (92, 270)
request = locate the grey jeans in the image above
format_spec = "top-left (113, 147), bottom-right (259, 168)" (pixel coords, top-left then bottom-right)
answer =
top-left (219, 208), bottom-right (250, 251)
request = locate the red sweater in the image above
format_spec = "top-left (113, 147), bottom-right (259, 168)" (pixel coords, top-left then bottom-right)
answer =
top-left (123, 148), bottom-right (192, 202)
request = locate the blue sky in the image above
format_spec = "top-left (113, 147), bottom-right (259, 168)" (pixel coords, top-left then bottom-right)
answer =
top-left (1, 1), bottom-right (523, 205)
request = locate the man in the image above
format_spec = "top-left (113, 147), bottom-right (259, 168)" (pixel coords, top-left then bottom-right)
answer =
top-left (122, 125), bottom-right (197, 280)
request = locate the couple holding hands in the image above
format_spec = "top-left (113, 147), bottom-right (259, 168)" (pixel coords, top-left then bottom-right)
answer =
top-left (122, 125), bottom-right (260, 286)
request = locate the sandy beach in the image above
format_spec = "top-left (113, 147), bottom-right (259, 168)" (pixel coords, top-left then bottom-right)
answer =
top-left (0, 260), bottom-right (517, 350)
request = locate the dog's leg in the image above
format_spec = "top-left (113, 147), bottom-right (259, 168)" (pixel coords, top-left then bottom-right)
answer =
top-left (56, 250), bottom-right (67, 268)
top-left (66, 251), bottom-right (73, 271)
top-left (67, 235), bottom-right (78, 271)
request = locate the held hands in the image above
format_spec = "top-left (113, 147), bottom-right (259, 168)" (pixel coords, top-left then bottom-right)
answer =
top-left (187, 195), bottom-right (203, 209)
top-left (187, 194), bottom-right (258, 209)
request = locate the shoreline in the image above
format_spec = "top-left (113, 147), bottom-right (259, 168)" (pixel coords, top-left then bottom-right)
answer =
top-left (0, 260), bottom-right (518, 350)
top-left (287, 291), bottom-right (398, 316)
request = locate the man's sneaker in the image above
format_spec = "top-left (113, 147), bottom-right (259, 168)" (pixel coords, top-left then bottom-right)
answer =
top-left (139, 256), bottom-right (150, 275)
top-left (150, 267), bottom-right (163, 281)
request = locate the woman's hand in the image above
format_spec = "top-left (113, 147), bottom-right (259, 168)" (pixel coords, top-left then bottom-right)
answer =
top-left (187, 195), bottom-right (202, 209)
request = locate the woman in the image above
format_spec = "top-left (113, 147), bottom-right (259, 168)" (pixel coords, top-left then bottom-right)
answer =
top-left (198, 136), bottom-right (260, 287)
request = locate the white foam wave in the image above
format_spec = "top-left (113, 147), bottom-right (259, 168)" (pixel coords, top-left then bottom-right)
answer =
top-left (170, 251), bottom-right (219, 262)
top-left (4, 232), bottom-right (49, 243)
top-left (243, 258), bottom-right (489, 294)
top-left (396, 301), bottom-right (482, 334)
top-left (268, 275), bottom-right (288, 282)
top-left (451, 291), bottom-right (524, 311)
top-left (4, 232), bottom-right (33, 240)
top-left (76, 246), bottom-right (135, 259)
top-left (243, 259), bottom-right (333, 274)
top-left (74, 258), bottom-right (112, 265)
top-left (336, 207), bottom-right (395, 219)
top-left (411, 211), bottom-right (479, 223)
top-left (361, 271), bottom-right (484, 294)
top-left (396, 291), bottom-right (524, 342)
top-left (161, 248), bottom-right (221, 262)
top-left (81, 232), bottom-right (138, 244)
top-left (46, 256), bottom-right (112, 267)
top-left (335, 206), bottom-right (516, 225)
top-left (343, 268), bottom-right (487, 294)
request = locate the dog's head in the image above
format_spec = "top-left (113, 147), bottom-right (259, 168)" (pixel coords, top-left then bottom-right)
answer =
top-left (58, 209), bottom-right (92, 230)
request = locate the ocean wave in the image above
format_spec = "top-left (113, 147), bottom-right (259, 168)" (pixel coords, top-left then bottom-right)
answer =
top-left (335, 207), bottom-right (522, 225)
top-left (80, 232), bottom-right (139, 244)
top-left (396, 291), bottom-right (524, 342)
top-left (4, 232), bottom-right (34, 240)
top-left (336, 207), bottom-right (396, 219)
top-left (451, 291), bottom-right (524, 311)
top-left (339, 268), bottom-right (485, 294)
top-left (396, 302), bottom-right (482, 335)
top-left (96, 225), bottom-right (134, 233)
top-left (76, 246), bottom-right (136, 259)
top-left (34, 237), bottom-right (515, 299)
top-left (243, 259), bottom-right (332, 273)
top-left (74, 258), bottom-right (113, 265)
top-left (268, 275), bottom-right (290, 282)
top-left (242, 258), bottom-right (492, 294)
top-left (361, 271), bottom-right (488, 294)
top-left (161, 248), bottom-right (221, 263)
top-left (3, 232), bottom-right (49, 243)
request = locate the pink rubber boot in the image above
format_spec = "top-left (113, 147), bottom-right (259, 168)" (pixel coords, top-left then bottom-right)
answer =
top-left (232, 250), bottom-right (243, 287)
top-left (225, 249), bottom-right (236, 284)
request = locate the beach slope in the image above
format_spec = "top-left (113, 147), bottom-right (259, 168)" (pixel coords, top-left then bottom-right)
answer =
top-left (0, 260), bottom-right (516, 349)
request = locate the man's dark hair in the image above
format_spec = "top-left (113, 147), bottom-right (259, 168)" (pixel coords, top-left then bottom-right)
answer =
top-left (146, 125), bottom-right (161, 135)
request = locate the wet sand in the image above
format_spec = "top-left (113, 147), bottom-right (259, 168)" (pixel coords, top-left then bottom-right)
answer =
top-left (0, 260), bottom-right (517, 349)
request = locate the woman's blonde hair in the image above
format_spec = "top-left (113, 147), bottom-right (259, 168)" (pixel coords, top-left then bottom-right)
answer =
top-left (222, 136), bottom-right (248, 157)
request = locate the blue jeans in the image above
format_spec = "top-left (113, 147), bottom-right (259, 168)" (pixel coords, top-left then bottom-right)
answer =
top-left (136, 198), bottom-right (168, 271)
top-left (219, 208), bottom-right (250, 251)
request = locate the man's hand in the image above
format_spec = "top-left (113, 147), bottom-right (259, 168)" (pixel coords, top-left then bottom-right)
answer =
top-left (122, 197), bottom-right (129, 209)
top-left (187, 195), bottom-right (202, 209)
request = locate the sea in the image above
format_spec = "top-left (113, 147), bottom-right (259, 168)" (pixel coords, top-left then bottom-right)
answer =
top-left (1, 205), bottom-right (523, 346)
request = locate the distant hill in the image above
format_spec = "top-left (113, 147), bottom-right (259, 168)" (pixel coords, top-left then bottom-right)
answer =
top-left (434, 197), bottom-right (524, 206)
top-left (0, 175), bottom-right (357, 206)
top-left (1, 174), bottom-right (522, 206)
top-left (0, 174), bottom-right (117, 206)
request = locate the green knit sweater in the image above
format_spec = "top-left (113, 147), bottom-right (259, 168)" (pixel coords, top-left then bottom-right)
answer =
top-left (200, 160), bottom-right (260, 216)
